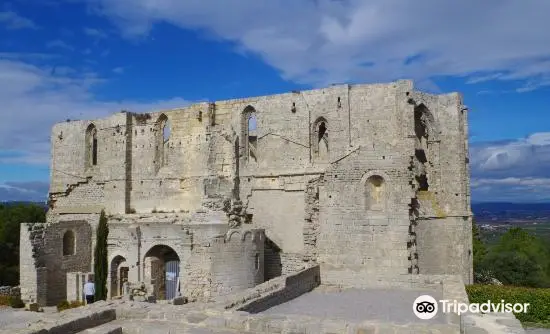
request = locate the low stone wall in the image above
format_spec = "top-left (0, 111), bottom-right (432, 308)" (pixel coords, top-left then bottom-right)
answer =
top-left (0, 286), bottom-right (21, 299)
top-left (114, 304), bottom-right (460, 334)
top-left (214, 264), bottom-right (321, 313)
top-left (319, 264), bottom-right (460, 291)
top-left (4, 302), bottom-right (117, 334)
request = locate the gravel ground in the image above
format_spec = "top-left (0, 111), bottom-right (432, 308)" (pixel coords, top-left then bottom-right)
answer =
top-left (259, 287), bottom-right (447, 324)
top-left (525, 328), bottom-right (550, 333)
top-left (0, 306), bottom-right (56, 330)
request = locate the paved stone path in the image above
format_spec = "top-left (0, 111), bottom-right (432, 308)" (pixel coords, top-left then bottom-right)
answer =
top-left (259, 287), bottom-right (448, 324)
top-left (0, 307), bottom-right (47, 330)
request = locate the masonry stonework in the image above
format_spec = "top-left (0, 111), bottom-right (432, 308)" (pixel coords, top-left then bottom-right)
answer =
top-left (19, 80), bottom-right (473, 306)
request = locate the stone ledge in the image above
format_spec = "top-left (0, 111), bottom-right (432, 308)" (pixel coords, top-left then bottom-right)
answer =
top-left (4, 302), bottom-right (117, 334)
top-left (211, 264), bottom-right (320, 313)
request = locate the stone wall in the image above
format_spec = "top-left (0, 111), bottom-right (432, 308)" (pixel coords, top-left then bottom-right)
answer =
top-left (20, 218), bottom-right (94, 306)
top-left (214, 264), bottom-right (321, 312)
top-left (28, 79), bottom-right (473, 305)
top-left (0, 286), bottom-right (20, 300)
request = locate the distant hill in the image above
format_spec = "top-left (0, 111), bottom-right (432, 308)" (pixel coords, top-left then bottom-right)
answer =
top-left (472, 202), bottom-right (550, 222)
top-left (0, 201), bottom-right (47, 209)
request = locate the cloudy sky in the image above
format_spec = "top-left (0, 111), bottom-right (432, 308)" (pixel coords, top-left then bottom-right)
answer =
top-left (0, 0), bottom-right (549, 203)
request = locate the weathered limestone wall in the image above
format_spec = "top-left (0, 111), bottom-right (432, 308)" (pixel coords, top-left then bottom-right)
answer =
top-left (210, 229), bottom-right (264, 297)
top-left (19, 223), bottom-right (39, 303)
top-left (104, 218), bottom-right (265, 302)
top-left (20, 218), bottom-right (94, 306)
top-left (416, 217), bottom-right (473, 281)
top-left (49, 113), bottom-right (129, 214)
top-left (31, 79), bottom-right (473, 304)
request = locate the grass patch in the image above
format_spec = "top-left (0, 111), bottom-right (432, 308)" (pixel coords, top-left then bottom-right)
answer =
top-left (466, 284), bottom-right (550, 327)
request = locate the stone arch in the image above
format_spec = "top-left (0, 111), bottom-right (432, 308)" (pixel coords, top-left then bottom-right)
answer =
top-left (155, 114), bottom-right (170, 170)
top-left (414, 104), bottom-right (438, 144)
top-left (242, 230), bottom-right (253, 241)
top-left (62, 230), bottom-right (75, 256)
top-left (85, 123), bottom-right (98, 168)
top-left (109, 255), bottom-right (128, 298)
top-left (226, 230), bottom-right (241, 242)
top-left (361, 171), bottom-right (390, 211)
top-left (311, 117), bottom-right (329, 162)
top-left (242, 105), bottom-right (258, 163)
top-left (143, 244), bottom-right (180, 300)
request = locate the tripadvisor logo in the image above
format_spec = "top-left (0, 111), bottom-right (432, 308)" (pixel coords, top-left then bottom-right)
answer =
top-left (413, 295), bottom-right (530, 319)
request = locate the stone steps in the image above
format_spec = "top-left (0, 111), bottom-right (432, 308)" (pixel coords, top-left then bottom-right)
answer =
top-left (113, 320), bottom-right (259, 334)
top-left (77, 322), bottom-right (122, 334)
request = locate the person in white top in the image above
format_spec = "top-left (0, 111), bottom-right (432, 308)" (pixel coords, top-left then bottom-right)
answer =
top-left (84, 278), bottom-right (95, 304)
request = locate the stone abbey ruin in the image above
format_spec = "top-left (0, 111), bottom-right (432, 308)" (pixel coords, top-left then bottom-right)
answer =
top-left (15, 79), bottom-right (485, 333)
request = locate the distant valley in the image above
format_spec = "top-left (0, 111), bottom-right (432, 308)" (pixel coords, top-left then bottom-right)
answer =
top-left (472, 202), bottom-right (550, 245)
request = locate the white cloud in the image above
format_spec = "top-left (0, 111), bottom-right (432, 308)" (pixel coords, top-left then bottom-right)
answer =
top-left (0, 10), bottom-right (38, 30)
top-left (0, 56), bottom-right (190, 166)
top-left (470, 133), bottom-right (550, 177)
top-left (84, 27), bottom-right (108, 39)
top-left (112, 66), bottom-right (124, 74)
top-left (46, 40), bottom-right (74, 51)
top-left (82, 0), bottom-right (550, 89)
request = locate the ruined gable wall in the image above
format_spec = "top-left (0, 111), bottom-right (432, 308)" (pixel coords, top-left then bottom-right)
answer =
top-left (410, 92), bottom-right (473, 282)
top-left (49, 113), bottom-right (129, 214)
top-left (20, 219), bottom-right (93, 306)
top-left (209, 86), bottom-right (356, 270)
top-left (129, 105), bottom-right (224, 213)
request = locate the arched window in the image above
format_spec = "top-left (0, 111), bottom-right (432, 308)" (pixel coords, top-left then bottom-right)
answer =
top-left (242, 106), bottom-right (257, 163)
top-left (85, 124), bottom-right (98, 168)
top-left (63, 230), bottom-right (75, 256)
top-left (365, 175), bottom-right (385, 211)
top-left (312, 117), bottom-right (329, 162)
top-left (155, 114), bottom-right (170, 170)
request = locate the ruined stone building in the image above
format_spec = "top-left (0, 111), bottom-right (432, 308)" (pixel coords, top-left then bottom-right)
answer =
top-left (19, 80), bottom-right (473, 306)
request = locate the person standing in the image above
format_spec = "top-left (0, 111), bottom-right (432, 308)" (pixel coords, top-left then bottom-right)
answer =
top-left (84, 278), bottom-right (95, 304)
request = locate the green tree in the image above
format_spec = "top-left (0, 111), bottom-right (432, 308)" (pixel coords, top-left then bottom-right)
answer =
top-left (93, 210), bottom-right (109, 300)
top-left (472, 218), bottom-right (487, 270)
top-left (482, 251), bottom-right (546, 287)
top-left (482, 227), bottom-right (550, 287)
top-left (0, 203), bottom-right (46, 285)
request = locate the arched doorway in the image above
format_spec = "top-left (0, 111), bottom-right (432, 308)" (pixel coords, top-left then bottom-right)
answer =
top-left (110, 255), bottom-right (128, 298)
top-left (143, 245), bottom-right (180, 300)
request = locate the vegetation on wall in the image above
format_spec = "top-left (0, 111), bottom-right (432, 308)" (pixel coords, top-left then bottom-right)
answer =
top-left (0, 203), bottom-right (46, 286)
top-left (93, 210), bottom-right (109, 301)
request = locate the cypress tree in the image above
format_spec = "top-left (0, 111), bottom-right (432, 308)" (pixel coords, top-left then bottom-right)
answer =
top-left (94, 210), bottom-right (109, 300)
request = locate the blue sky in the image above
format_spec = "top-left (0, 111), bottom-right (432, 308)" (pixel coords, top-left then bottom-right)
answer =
top-left (0, 0), bottom-right (549, 202)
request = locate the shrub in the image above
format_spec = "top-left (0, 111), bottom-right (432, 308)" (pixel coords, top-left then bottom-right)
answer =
top-left (69, 300), bottom-right (84, 308)
top-left (9, 296), bottom-right (25, 309)
top-left (57, 300), bottom-right (70, 312)
top-left (57, 300), bottom-right (84, 312)
top-left (466, 284), bottom-right (550, 326)
top-left (0, 295), bottom-right (10, 306)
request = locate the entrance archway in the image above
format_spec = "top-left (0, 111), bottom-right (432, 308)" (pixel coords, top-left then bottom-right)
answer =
top-left (143, 245), bottom-right (180, 300)
top-left (110, 255), bottom-right (128, 298)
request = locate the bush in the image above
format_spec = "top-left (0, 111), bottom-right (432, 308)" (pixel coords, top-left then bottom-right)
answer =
top-left (9, 296), bottom-right (25, 309)
top-left (0, 295), bottom-right (10, 306)
top-left (57, 300), bottom-right (70, 312)
top-left (466, 284), bottom-right (550, 326)
top-left (57, 300), bottom-right (84, 312)
top-left (69, 300), bottom-right (84, 308)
